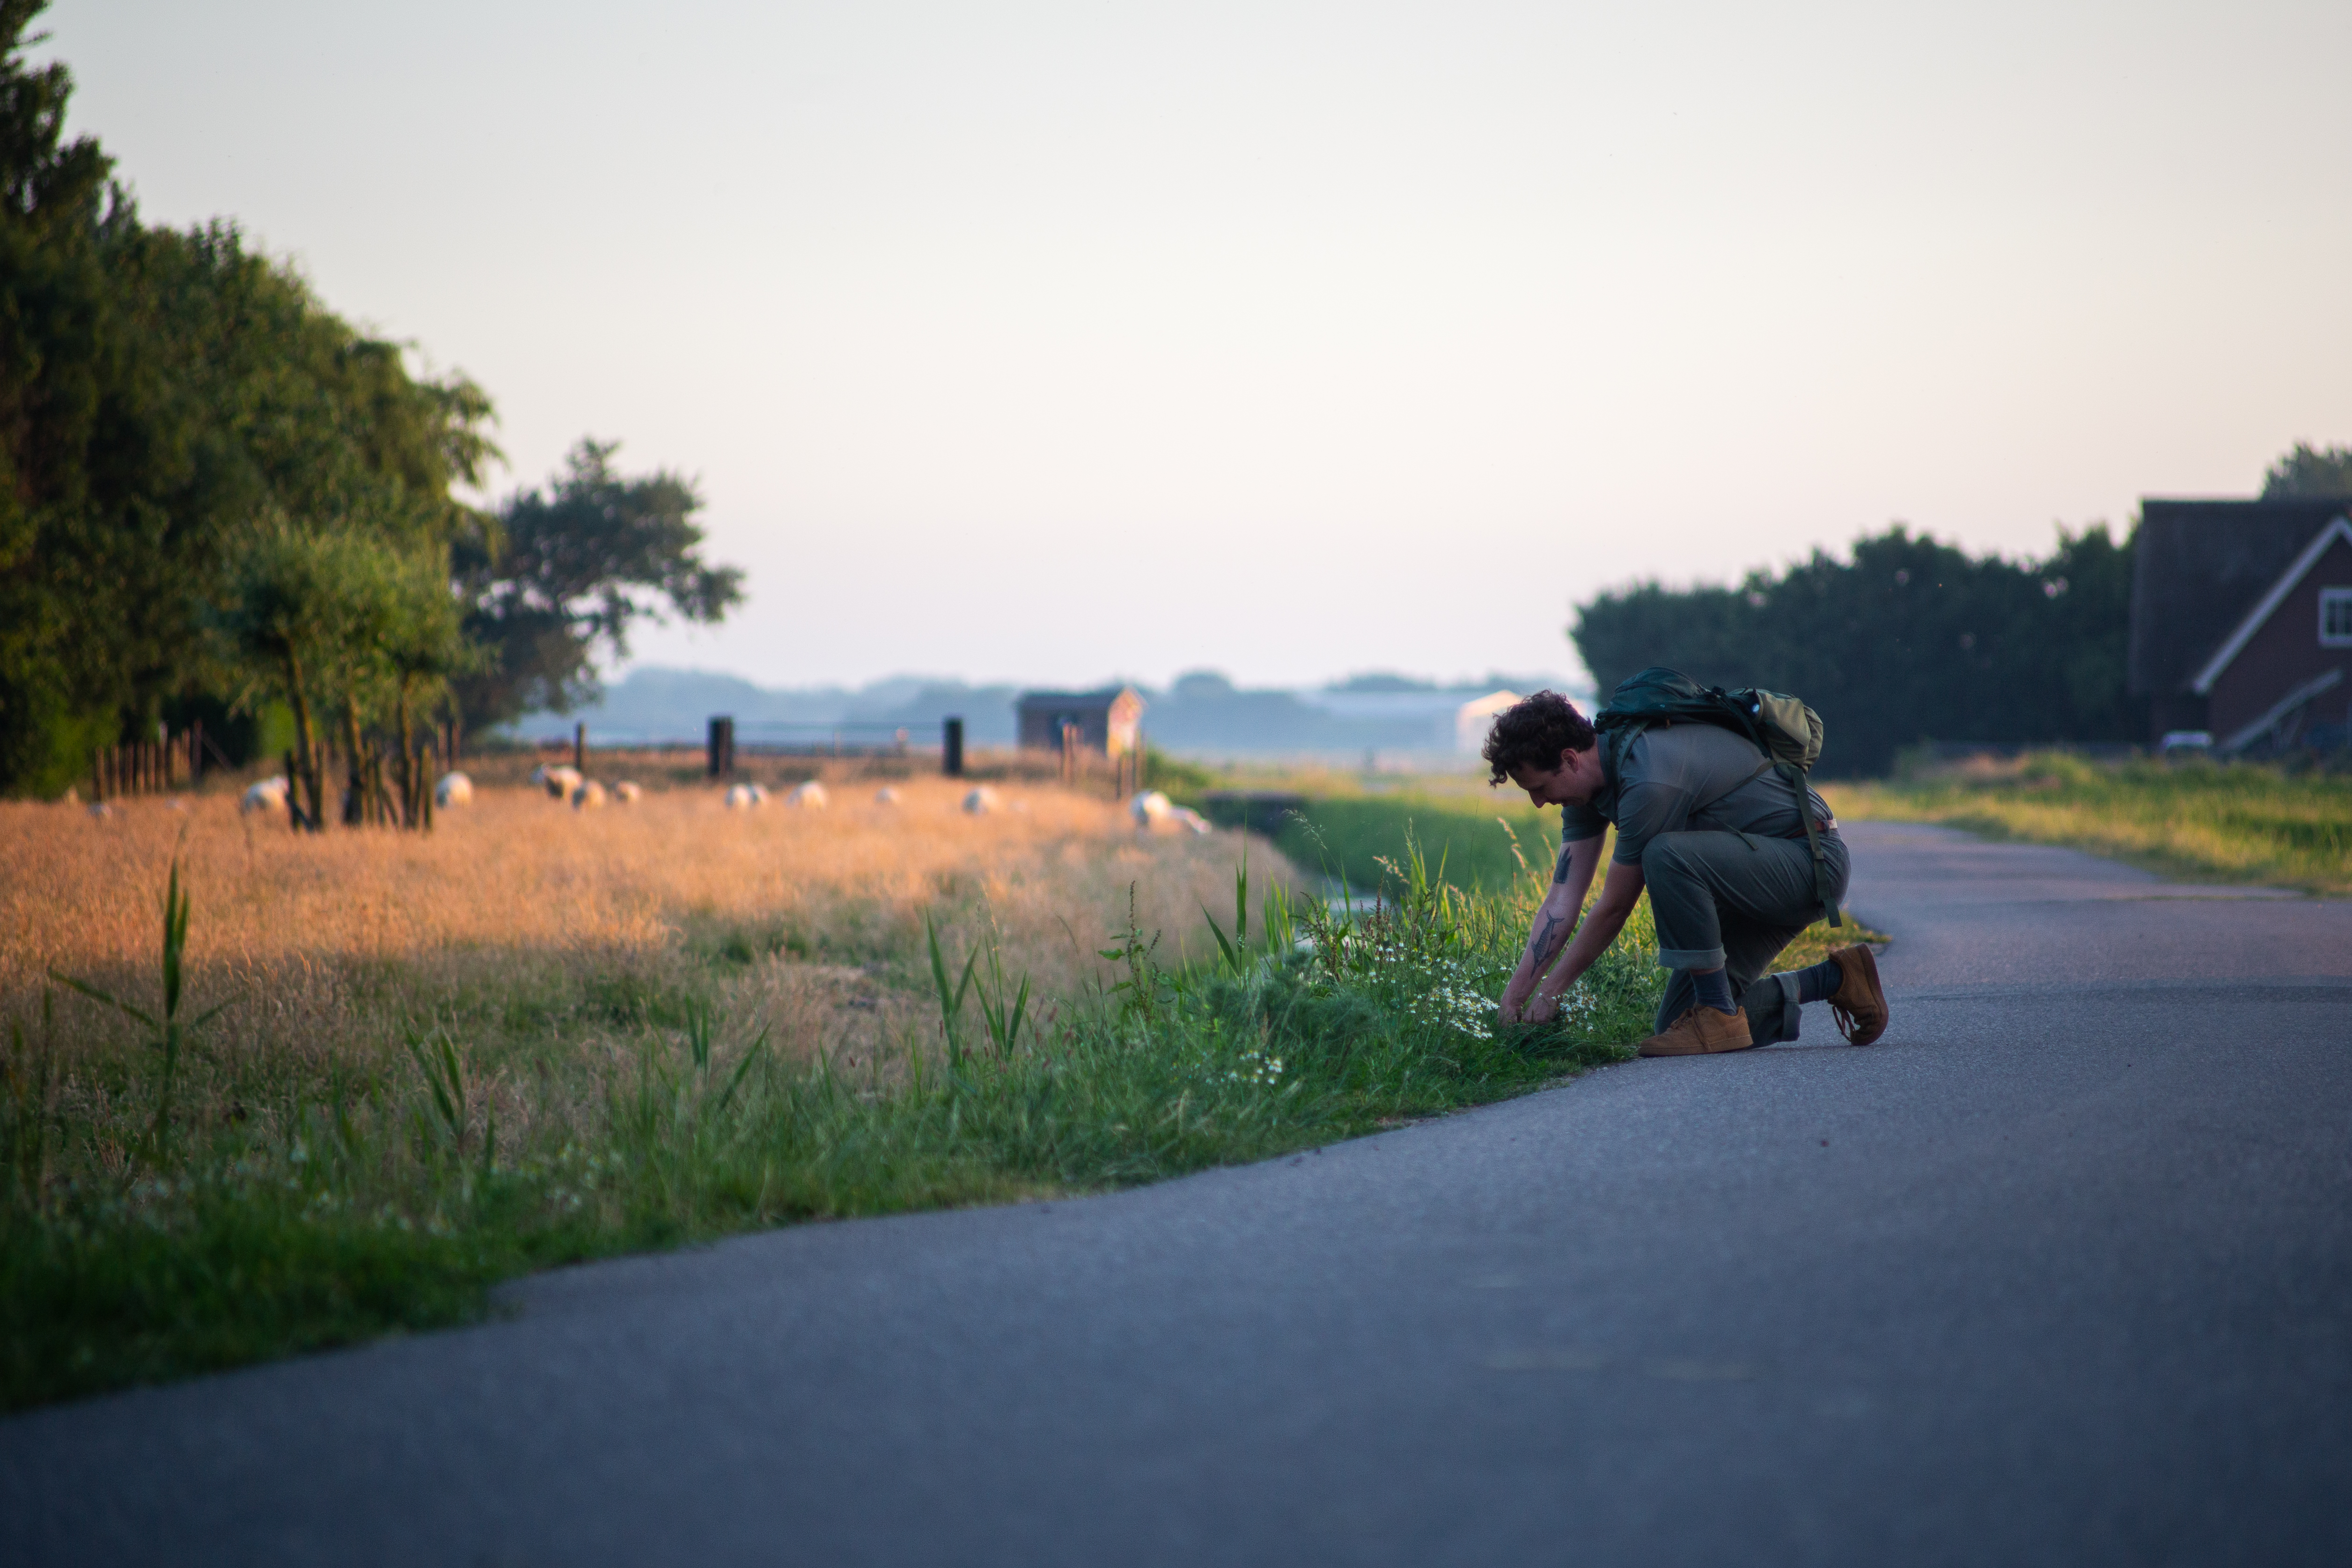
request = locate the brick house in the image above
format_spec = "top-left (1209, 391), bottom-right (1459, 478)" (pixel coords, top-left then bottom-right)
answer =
top-left (2128, 498), bottom-right (2352, 752)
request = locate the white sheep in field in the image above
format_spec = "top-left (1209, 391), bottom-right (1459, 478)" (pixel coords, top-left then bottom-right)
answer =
top-left (529, 764), bottom-right (582, 799)
top-left (1127, 791), bottom-right (1209, 833)
top-left (783, 781), bottom-right (828, 809)
top-left (873, 786), bottom-right (901, 805)
top-left (724, 782), bottom-right (769, 810)
top-left (572, 780), bottom-right (608, 810)
top-left (433, 771), bottom-right (474, 808)
top-left (241, 776), bottom-right (290, 815)
top-left (961, 785), bottom-right (1001, 815)
top-left (612, 781), bottom-right (643, 803)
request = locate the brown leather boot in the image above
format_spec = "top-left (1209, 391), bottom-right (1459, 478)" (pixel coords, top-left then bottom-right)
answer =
top-left (1637, 1006), bottom-right (1755, 1057)
top-left (1827, 944), bottom-right (1889, 1046)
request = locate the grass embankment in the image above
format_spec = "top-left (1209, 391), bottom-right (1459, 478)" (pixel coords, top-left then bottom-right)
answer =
top-left (1181, 770), bottom-right (1552, 894)
top-left (1827, 752), bottom-right (2352, 894)
top-left (0, 781), bottom-right (1661, 1411)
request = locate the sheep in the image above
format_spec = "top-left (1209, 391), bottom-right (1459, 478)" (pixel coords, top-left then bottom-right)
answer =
top-left (433, 771), bottom-right (474, 808)
top-left (1127, 791), bottom-right (1207, 833)
top-left (572, 780), bottom-right (609, 810)
top-left (873, 786), bottom-right (901, 805)
top-left (724, 782), bottom-right (769, 810)
top-left (961, 785), bottom-right (1001, 815)
top-left (241, 776), bottom-right (291, 815)
top-left (612, 781), bottom-right (643, 803)
top-left (783, 781), bottom-right (829, 809)
top-left (529, 764), bottom-right (582, 800)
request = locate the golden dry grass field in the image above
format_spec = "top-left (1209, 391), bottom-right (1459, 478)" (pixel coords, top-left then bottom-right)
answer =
top-left (1, 779), bottom-right (1294, 1159)
top-left (0, 769), bottom-right (1662, 1409)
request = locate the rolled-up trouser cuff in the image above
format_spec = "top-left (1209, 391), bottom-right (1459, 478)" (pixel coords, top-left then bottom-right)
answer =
top-left (1656, 946), bottom-right (1727, 971)
top-left (1757, 972), bottom-right (1801, 1042)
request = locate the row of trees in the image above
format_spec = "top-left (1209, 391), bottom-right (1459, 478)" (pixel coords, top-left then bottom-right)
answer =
top-left (0, 3), bottom-right (740, 809)
top-left (1573, 434), bottom-right (2352, 776)
top-left (1573, 525), bottom-right (2137, 777)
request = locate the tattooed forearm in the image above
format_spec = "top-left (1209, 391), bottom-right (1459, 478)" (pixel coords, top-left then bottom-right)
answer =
top-left (1553, 842), bottom-right (1574, 883)
top-left (1525, 911), bottom-right (1571, 967)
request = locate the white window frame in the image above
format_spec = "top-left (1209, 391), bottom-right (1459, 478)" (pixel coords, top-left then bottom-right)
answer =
top-left (2324, 587), bottom-right (2352, 648)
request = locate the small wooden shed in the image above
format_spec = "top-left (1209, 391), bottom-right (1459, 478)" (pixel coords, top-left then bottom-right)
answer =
top-left (1016, 687), bottom-right (1145, 757)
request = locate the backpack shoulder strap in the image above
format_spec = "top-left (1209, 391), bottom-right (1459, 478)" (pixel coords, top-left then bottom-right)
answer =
top-left (1690, 756), bottom-right (1772, 815)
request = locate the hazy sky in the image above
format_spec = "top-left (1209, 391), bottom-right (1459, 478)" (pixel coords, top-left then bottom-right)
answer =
top-left (37, 0), bottom-right (2352, 691)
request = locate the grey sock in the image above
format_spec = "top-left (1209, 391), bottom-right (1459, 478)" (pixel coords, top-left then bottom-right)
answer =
top-left (1690, 967), bottom-right (1735, 1015)
top-left (1794, 957), bottom-right (1844, 1005)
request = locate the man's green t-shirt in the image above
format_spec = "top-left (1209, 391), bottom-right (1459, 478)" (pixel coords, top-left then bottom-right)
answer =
top-left (1559, 723), bottom-right (1835, 869)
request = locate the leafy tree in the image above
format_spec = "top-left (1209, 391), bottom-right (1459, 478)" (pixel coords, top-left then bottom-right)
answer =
top-left (0, 0), bottom-right (500, 796)
top-left (213, 522), bottom-right (365, 829)
top-left (2262, 442), bottom-right (2352, 499)
top-left (455, 438), bottom-right (742, 729)
top-left (0, 0), bottom-right (135, 793)
top-left (374, 545), bottom-right (479, 829)
top-left (1572, 524), bottom-right (2136, 776)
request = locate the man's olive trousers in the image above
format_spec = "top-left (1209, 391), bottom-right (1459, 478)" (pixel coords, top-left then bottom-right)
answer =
top-left (1639, 829), bottom-right (1852, 1043)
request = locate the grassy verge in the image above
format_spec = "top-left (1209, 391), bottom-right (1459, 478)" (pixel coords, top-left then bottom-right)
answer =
top-left (0, 819), bottom-right (1661, 1412)
top-left (1826, 751), bottom-right (2352, 894)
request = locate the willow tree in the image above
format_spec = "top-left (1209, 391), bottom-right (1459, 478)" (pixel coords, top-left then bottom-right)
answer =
top-left (213, 523), bottom-right (365, 830)
top-left (375, 547), bottom-right (478, 831)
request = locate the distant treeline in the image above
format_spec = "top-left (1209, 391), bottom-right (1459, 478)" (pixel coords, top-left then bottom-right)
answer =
top-left (1572, 525), bottom-right (2136, 777)
top-left (1572, 434), bottom-right (2352, 778)
top-left (0, 4), bottom-right (737, 804)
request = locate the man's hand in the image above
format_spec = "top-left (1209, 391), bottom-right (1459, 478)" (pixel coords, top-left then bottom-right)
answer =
top-left (1517, 990), bottom-right (1561, 1024)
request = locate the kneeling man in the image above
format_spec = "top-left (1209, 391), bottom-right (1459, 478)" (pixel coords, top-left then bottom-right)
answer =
top-left (1485, 691), bottom-right (1887, 1056)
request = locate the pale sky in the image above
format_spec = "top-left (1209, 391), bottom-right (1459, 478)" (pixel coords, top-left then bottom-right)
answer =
top-left (38, 0), bottom-right (2352, 690)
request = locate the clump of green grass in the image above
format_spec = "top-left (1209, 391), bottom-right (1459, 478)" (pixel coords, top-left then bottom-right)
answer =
top-left (0, 831), bottom-right (1661, 1412)
top-left (1829, 751), bottom-right (2352, 893)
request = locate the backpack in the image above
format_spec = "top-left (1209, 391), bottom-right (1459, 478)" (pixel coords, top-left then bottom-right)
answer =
top-left (1592, 667), bottom-right (1840, 926)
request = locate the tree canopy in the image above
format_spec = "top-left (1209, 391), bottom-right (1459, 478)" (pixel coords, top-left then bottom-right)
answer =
top-left (1572, 525), bottom-right (2137, 777)
top-left (0, 3), bottom-right (741, 799)
top-left (2261, 442), bottom-right (2352, 500)
top-left (0, 1), bottom-right (500, 795)
top-left (455, 439), bottom-right (743, 729)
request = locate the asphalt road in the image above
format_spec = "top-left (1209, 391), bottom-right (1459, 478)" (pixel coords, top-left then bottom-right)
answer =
top-left (7, 823), bottom-right (2350, 1567)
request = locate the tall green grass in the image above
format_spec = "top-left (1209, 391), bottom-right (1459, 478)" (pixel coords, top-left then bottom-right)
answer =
top-left (0, 836), bottom-right (1661, 1412)
top-left (1829, 751), bottom-right (2352, 893)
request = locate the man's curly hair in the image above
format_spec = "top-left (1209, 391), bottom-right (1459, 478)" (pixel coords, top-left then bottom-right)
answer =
top-left (1482, 690), bottom-right (1597, 785)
